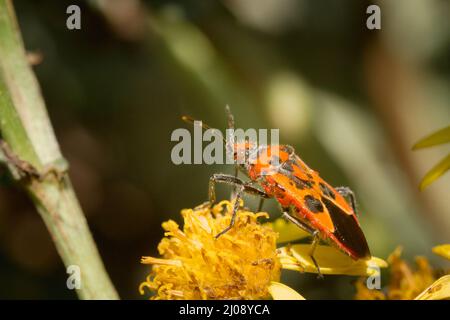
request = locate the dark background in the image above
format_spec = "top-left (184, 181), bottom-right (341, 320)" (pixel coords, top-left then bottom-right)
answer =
top-left (0, 0), bottom-right (449, 299)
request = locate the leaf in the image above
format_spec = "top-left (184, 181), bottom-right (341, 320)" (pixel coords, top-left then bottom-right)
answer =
top-left (265, 218), bottom-right (310, 243)
top-left (415, 275), bottom-right (450, 300)
top-left (413, 125), bottom-right (450, 150)
top-left (419, 154), bottom-right (450, 190)
top-left (278, 244), bottom-right (387, 276)
top-left (432, 244), bottom-right (450, 261)
top-left (268, 281), bottom-right (305, 300)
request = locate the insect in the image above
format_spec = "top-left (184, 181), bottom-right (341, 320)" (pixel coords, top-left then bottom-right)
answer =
top-left (182, 107), bottom-right (371, 275)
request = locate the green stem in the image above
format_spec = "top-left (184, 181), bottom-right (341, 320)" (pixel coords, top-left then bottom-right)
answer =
top-left (0, 0), bottom-right (118, 299)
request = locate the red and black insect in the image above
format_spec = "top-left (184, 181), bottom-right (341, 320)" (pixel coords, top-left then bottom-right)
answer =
top-left (182, 107), bottom-right (371, 274)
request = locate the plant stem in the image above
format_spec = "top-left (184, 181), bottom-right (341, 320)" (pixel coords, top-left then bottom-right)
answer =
top-left (0, 0), bottom-right (118, 299)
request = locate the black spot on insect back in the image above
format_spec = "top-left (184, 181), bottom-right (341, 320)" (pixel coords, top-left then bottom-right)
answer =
top-left (304, 195), bottom-right (324, 213)
top-left (291, 176), bottom-right (305, 189)
top-left (292, 176), bottom-right (314, 190)
top-left (281, 161), bottom-right (294, 172)
top-left (319, 182), bottom-right (336, 199)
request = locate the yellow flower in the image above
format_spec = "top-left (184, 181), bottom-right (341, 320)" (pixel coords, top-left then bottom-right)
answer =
top-left (278, 244), bottom-right (386, 276)
top-left (265, 218), bottom-right (309, 243)
top-left (415, 275), bottom-right (450, 300)
top-left (415, 244), bottom-right (450, 300)
top-left (140, 200), bottom-right (387, 300)
top-left (354, 278), bottom-right (386, 300)
top-left (385, 247), bottom-right (435, 300)
top-left (355, 246), bottom-right (442, 300)
top-left (432, 244), bottom-right (450, 261)
top-left (268, 281), bottom-right (305, 300)
top-left (139, 200), bottom-right (281, 299)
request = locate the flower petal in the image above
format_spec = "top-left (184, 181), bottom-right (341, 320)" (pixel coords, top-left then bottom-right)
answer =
top-left (265, 218), bottom-right (309, 243)
top-left (419, 154), bottom-right (450, 190)
top-left (278, 244), bottom-right (387, 276)
top-left (412, 125), bottom-right (450, 150)
top-left (268, 281), bottom-right (305, 300)
top-left (415, 275), bottom-right (450, 300)
top-left (432, 244), bottom-right (450, 261)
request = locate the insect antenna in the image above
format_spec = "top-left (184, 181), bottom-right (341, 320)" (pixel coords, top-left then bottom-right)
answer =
top-left (225, 106), bottom-right (241, 199)
top-left (224, 105), bottom-right (239, 164)
top-left (225, 105), bottom-right (235, 130)
top-left (181, 115), bottom-right (226, 144)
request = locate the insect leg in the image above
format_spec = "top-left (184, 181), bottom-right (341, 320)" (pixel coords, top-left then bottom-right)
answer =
top-left (209, 174), bottom-right (271, 237)
top-left (208, 173), bottom-right (241, 206)
top-left (209, 174), bottom-right (270, 205)
top-left (257, 198), bottom-right (265, 212)
top-left (282, 207), bottom-right (315, 235)
top-left (282, 207), bottom-right (323, 277)
top-left (309, 230), bottom-right (323, 279)
top-left (215, 184), bottom-right (244, 239)
top-left (247, 177), bottom-right (269, 211)
top-left (231, 166), bottom-right (239, 199)
top-left (208, 173), bottom-right (271, 232)
top-left (335, 186), bottom-right (358, 215)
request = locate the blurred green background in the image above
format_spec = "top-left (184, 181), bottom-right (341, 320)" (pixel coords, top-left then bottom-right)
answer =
top-left (0, 0), bottom-right (449, 299)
